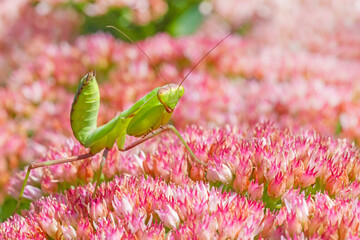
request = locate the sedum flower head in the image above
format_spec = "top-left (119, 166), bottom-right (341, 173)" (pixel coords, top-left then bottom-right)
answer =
top-left (142, 122), bottom-right (360, 205)
top-left (5, 173), bottom-right (360, 238)
top-left (5, 122), bottom-right (360, 238)
top-left (9, 122), bottom-right (360, 210)
top-left (1, 176), bottom-right (265, 239)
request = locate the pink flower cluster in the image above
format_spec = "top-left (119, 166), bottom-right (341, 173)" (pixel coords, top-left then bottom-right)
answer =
top-left (2, 176), bottom-right (265, 239)
top-left (9, 123), bottom-right (360, 209)
top-left (206, 0), bottom-right (360, 59)
top-left (3, 173), bottom-right (360, 238)
top-left (147, 123), bottom-right (360, 201)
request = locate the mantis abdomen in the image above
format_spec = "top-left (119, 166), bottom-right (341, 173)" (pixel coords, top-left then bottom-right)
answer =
top-left (70, 71), bottom-right (100, 146)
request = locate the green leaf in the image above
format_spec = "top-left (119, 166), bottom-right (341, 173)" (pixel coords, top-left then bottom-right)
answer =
top-left (0, 197), bottom-right (30, 222)
top-left (167, 4), bottom-right (204, 37)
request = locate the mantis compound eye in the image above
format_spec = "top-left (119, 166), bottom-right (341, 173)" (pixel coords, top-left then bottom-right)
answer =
top-left (157, 94), bottom-right (173, 113)
top-left (157, 83), bottom-right (184, 113)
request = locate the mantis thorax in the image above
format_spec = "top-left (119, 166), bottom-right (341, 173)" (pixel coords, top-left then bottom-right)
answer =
top-left (157, 84), bottom-right (185, 113)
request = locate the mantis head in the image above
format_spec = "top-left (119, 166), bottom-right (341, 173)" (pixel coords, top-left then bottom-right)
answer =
top-left (157, 83), bottom-right (184, 113)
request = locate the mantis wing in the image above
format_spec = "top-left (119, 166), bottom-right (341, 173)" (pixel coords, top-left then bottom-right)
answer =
top-left (119, 87), bottom-right (159, 119)
top-left (83, 87), bottom-right (160, 151)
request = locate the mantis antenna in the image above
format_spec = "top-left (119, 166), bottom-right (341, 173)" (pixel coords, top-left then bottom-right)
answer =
top-left (106, 26), bottom-right (171, 87)
top-left (177, 33), bottom-right (232, 91)
top-left (107, 25), bottom-right (231, 94)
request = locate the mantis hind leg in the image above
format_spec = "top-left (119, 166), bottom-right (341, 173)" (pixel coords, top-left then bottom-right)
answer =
top-left (15, 152), bottom-right (94, 213)
top-left (93, 148), bottom-right (109, 197)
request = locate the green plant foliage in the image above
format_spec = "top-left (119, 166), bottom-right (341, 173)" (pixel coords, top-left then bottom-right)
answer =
top-left (166, 3), bottom-right (203, 36)
top-left (77, 0), bottom-right (204, 41)
top-left (0, 197), bottom-right (30, 222)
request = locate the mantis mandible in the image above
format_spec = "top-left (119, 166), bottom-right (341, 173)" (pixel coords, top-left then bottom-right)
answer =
top-left (16, 28), bottom-right (230, 210)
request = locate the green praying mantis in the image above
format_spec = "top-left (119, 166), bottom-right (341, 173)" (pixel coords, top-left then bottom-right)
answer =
top-left (16, 27), bottom-right (230, 210)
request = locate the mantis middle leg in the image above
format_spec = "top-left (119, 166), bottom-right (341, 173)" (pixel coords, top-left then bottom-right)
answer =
top-left (92, 125), bottom-right (207, 196)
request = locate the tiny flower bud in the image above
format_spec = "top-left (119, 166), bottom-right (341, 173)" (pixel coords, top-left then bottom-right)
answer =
top-left (39, 216), bottom-right (59, 239)
top-left (296, 167), bottom-right (317, 188)
top-left (190, 165), bottom-right (205, 181)
top-left (248, 180), bottom-right (264, 200)
top-left (325, 175), bottom-right (343, 196)
top-left (155, 205), bottom-right (180, 230)
top-left (77, 161), bottom-right (94, 182)
top-left (267, 172), bottom-right (286, 198)
top-left (207, 163), bottom-right (232, 184)
top-left (23, 185), bottom-right (42, 200)
top-left (112, 195), bottom-right (133, 216)
top-left (233, 171), bottom-right (249, 193)
top-left (41, 174), bottom-right (58, 194)
top-left (61, 225), bottom-right (77, 240)
top-left (233, 162), bottom-right (252, 193)
top-left (77, 218), bottom-right (94, 239)
top-left (285, 212), bottom-right (302, 236)
top-left (88, 199), bottom-right (108, 219)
